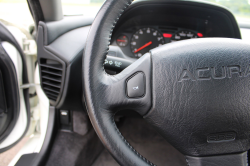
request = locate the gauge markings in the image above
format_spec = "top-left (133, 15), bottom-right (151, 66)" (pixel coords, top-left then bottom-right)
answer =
top-left (171, 30), bottom-right (200, 42)
top-left (116, 28), bottom-right (203, 58)
top-left (131, 28), bottom-right (165, 58)
top-left (116, 35), bottom-right (128, 47)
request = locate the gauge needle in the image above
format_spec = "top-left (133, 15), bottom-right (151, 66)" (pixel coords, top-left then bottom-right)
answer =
top-left (117, 39), bottom-right (126, 42)
top-left (134, 41), bottom-right (152, 53)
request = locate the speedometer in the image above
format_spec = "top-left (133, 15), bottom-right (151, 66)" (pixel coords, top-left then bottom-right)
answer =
top-left (130, 28), bottom-right (165, 58)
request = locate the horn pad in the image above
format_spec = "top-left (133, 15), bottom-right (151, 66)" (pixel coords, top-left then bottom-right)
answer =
top-left (145, 38), bottom-right (250, 156)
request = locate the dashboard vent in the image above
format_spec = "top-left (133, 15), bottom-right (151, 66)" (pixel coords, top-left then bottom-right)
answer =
top-left (40, 58), bottom-right (63, 102)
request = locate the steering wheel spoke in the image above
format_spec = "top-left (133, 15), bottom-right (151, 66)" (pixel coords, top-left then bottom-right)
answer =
top-left (100, 53), bottom-right (152, 115)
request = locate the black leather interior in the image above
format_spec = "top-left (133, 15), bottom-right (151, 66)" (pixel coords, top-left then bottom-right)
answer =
top-left (41, 16), bottom-right (94, 45)
top-left (83, 51), bottom-right (153, 165)
top-left (37, 17), bottom-right (93, 109)
top-left (82, 0), bottom-right (159, 164)
top-left (145, 38), bottom-right (250, 157)
top-left (44, 26), bottom-right (91, 63)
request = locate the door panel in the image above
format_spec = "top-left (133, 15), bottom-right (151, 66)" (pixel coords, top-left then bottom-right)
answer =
top-left (0, 22), bottom-right (30, 153)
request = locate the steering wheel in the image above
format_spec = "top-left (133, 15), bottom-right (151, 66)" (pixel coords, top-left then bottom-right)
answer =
top-left (83, 0), bottom-right (250, 165)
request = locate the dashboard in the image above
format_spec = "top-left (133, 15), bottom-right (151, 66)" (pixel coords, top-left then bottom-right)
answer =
top-left (36, 0), bottom-right (243, 109)
top-left (110, 1), bottom-right (241, 59)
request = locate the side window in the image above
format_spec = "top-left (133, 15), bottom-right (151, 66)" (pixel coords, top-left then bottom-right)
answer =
top-left (0, 0), bottom-right (34, 29)
top-left (61, 0), bottom-right (105, 16)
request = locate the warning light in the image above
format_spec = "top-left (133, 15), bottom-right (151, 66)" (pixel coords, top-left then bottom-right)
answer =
top-left (197, 33), bottom-right (203, 37)
top-left (163, 33), bottom-right (172, 38)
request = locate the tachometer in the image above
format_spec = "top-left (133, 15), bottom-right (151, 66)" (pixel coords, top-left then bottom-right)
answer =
top-left (131, 28), bottom-right (165, 58)
top-left (171, 30), bottom-right (202, 42)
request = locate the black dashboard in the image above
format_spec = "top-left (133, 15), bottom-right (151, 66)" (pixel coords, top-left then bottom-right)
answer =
top-left (111, 1), bottom-right (241, 59)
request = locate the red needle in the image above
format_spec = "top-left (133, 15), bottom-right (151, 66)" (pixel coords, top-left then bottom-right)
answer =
top-left (134, 41), bottom-right (152, 53)
top-left (117, 39), bottom-right (126, 42)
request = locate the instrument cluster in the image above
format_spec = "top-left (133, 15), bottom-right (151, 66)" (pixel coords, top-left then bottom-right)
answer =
top-left (112, 26), bottom-right (204, 58)
top-left (109, 0), bottom-right (241, 59)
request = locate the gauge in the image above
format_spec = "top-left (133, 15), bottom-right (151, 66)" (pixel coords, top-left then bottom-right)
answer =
top-left (171, 30), bottom-right (202, 42)
top-left (116, 35), bottom-right (128, 47)
top-left (130, 28), bottom-right (165, 58)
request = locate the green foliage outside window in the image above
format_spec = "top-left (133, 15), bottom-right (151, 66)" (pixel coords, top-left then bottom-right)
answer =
top-left (203, 0), bottom-right (250, 19)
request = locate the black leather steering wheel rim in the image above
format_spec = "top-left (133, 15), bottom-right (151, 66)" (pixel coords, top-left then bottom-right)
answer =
top-left (83, 0), bottom-right (155, 165)
top-left (83, 0), bottom-right (250, 165)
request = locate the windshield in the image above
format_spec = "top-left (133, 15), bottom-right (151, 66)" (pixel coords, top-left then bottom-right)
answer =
top-left (202, 0), bottom-right (250, 22)
top-left (62, 0), bottom-right (250, 22)
top-left (0, 0), bottom-right (249, 30)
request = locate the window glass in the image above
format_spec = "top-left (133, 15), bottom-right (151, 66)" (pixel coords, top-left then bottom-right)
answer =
top-left (62, 0), bottom-right (105, 17)
top-left (0, 0), bottom-right (34, 29)
top-left (61, 0), bottom-right (250, 22)
top-left (203, 0), bottom-right (250, 22)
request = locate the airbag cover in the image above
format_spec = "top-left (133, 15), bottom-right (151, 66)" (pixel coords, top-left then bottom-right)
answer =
top-left (145, 38), bottom-right (250, 156)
